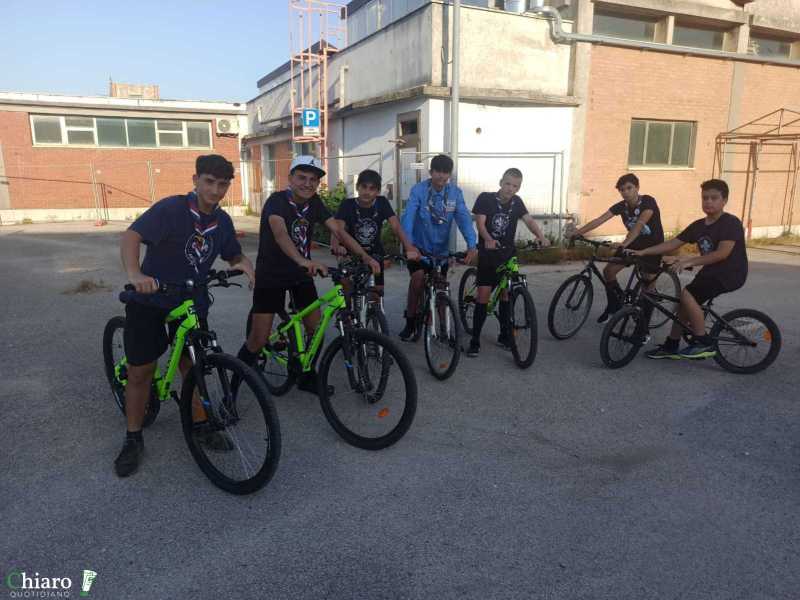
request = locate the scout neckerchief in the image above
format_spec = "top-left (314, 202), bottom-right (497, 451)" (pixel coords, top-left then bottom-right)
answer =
top-left (187, 191), bottom-right (218, 268)
top-left (427, 181), bottom-right (449, 225)
top-left (286, 189), bottom-right (312, 258)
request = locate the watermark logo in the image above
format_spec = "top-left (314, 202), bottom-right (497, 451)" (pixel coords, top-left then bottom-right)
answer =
top-left (79, 571), bottom-right (96, 598)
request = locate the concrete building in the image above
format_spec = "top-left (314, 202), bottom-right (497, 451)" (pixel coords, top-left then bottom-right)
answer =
top-left (0, 90), bottom-right (249, 224)
top-left (245, 0), bottom-right (800, 242)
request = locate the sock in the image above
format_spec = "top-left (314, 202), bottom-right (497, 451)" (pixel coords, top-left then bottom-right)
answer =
top-left (498, 300), bottom-right (511, 335)
top-left (126, 430), bottom-right (143, 442)
top-left (663, 337), bottom-right (679, 351)
top-left (472, 303), bottom-right (488, 341)
top-left (237, 343), bottom-right (259, 367)
top-left (604, 281), bottom-right (623, 313)
top-left (694, 334), bottom-right (712, 346)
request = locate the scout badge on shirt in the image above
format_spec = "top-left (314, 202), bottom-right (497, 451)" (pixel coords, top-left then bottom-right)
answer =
top-left (427, 183), bottom-right (448, 225)
top-left (355, 203), bottom-right (379, 247)
top-left (185, 191), bottom-right (217, 268)
top-left (287, 192), bottom-right (312, 258)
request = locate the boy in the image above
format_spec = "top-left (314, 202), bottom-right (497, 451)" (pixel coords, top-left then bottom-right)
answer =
top-left (116, 154), bottom-right (255, 478)
top-left (398, 154), bottom-right (478, 341)
top-left (632, 179), bottom-right (747, 359)
top-left (237, 156), bottom-right (380, 393)
top-left (568, 173), bottom-right (664, 322)
top-left (467, 168), bottom-right (550, 357)
top-left (331, 169), bottom-right (420, 293)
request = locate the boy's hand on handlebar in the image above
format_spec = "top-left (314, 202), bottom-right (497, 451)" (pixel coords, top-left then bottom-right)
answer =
top-left (405, 246), bottom-right (421, 262)
top-left (366, 256), bottom-right (381, 275)
top-left (128, 272), bottom-right (158, 294)
top-left (331, 245), bottom-right (348, 257)
top-left (301, 259), bottom-right (328, 277)
top-left (465, 248), bottom-right (478, 265)
top-left (484, 238), bottom-right (499, 250)
top-left (668, 256), bottom-right (693, 273)
top-left (538, 237), bottom-right (551, 248)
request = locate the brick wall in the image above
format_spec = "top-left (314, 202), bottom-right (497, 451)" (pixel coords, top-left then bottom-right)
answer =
top-left (0, 110), bottom-right (243, 212)
top-left (581, 46), bottom-right (800, 237)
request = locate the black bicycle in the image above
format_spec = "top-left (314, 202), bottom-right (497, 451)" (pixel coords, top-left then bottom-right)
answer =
top-left (599, 257), bottom-right (781, 373)
top-left (547, 236), bottom-right (680, 340)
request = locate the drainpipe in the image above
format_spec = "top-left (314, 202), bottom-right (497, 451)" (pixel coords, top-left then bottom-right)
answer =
top-left (451, 0), bottom-right (460, 179)
top-left (529, 3), bottom-right (800, 68)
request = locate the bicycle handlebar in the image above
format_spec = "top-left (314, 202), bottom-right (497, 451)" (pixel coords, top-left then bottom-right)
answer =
top-left (119, 269), bottom-right (244, 303)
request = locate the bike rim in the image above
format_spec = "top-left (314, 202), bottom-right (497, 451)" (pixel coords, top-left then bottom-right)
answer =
top-left (607, 313), bottom-right (641, 362)
top-left (426, 306), bottom-right (457, 374)
top-left (555, 280), bottom-right (589, 334)
top-left (716, 316), bottom-right (773, 368)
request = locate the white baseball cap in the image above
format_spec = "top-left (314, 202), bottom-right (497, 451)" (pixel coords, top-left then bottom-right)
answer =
top-left (289, 155), bottom-right (326, 177)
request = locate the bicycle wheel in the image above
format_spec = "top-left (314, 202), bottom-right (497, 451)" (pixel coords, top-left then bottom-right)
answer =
top-left (547, 274), bottom-right (593, 340)
top-left (710, 308), bottom-right (782, 374)
top-left (509, 286), bottom-right (538, 369)
top-left (648, 271), bottom-right (681, 329)
top-left (318, 329), bottom-right (417, 450)
top-left (599, 306), bottom-right (645, 369)
top-left (366, 305), bottom-right (390, 335)
top-left (458, 267), bottom-right (478, 335)
top-left (180, 353), bottom-right (281, 495)
top-left (424, 292), bottom-right (461, 380)
top-left (102, 316), bottom-right (160, 427)
top-left (248, 311), bottom-right (295, 397)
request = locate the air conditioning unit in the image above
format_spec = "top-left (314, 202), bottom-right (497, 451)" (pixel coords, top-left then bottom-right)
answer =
top-left (216, 118), bottom-right (240, 135)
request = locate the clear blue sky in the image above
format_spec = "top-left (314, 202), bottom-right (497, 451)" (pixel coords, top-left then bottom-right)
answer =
top-left (1, 0), bottom-right (289, 102)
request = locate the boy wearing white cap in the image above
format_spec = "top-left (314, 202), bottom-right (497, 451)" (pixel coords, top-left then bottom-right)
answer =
top-left (238, 156), bottom-right (380, 394)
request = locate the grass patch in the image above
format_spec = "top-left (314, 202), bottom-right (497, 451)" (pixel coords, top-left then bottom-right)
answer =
top-left (62, 278), bottom-right (112, 295)
top-left (748, 232), bottom-right (800, 247)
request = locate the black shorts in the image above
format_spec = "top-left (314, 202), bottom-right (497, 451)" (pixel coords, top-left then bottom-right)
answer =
top-left (252, 280), bottom-right (318, 315)
top-left (407, 259), bottom-right (448, 279)
top-left (123, 301), bottom-right (208, 367)
top-left (685, 274), bottom-right (741, 305)
top-left (476, 250), bottom-right (512, 287)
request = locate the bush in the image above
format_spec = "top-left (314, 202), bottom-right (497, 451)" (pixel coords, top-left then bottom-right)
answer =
top-left (313, 181), bottom-right (348, 246)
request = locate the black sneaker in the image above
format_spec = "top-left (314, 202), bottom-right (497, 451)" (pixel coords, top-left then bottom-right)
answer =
top-left (297, 371), bottom-right (335, 396)
top-left (193, 423), bottom-right (234, 452)
top-left (679, 342), bottom-right (717, 359)
top-left (398, 318), bottom-right (416, 342)
top-left (114, 437), bottom-right (144, 478)
top-left (496, 332), bottom-right (512, 350)
top-left (466, 339), bottom-right (480, 357)
top-left (645, 344), bottom-right (682, 360)
top-left (596, 309), bottom-right (612, 324)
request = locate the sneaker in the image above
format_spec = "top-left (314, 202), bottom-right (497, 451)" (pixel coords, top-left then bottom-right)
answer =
top-left (466, 339), bottom-right (480, 357)
top-left (114, 437), bottom-right (144, 478)
top-left (297, 371), bottom-right (335, 396)
top-left (398, 318), bottom-right (416, 342)
top-left (679, 343), bottom-right (717, 359)
top-left (193, 423), bottom-right (234, 452)
top-left (645, 344), bottom-right (681, 360)
top-left (496, 332), bottom-right (512, 350)
top-left (596, 309), bottom-right (612, 324)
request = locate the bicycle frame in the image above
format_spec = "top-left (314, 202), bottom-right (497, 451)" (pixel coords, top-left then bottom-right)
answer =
top-left (265, 284), bottom-right (347, 374)
top-left (484, 256), bottom-right (528, 314)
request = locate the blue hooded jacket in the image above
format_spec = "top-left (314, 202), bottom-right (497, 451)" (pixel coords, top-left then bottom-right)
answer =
top-left (400, 179), bottom-right (477, 256)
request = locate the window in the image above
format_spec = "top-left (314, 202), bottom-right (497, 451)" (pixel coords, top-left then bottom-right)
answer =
top-left (628, 119), bottom-right (696, 168)
top-left (31, 115), bottom-right (63, 144)
top-left (593, 11), bottom-right (657, 42)
top-left (673, 24), bottom-right (724, 50)
top-left (29, 115), bottom-right (212, 148)
top-left (749, 35), bottom-right (792, 57)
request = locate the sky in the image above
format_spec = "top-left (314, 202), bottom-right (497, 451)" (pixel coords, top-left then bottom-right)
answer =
top-left (1, 0), bottom-right (291, 102)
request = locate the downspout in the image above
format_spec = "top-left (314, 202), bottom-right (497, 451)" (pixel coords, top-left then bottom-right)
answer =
top-left (529, 3), bottom-right (800, 68)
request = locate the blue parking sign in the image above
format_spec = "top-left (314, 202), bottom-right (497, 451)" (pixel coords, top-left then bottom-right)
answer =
top-left (302, 108), bottom-right (320, 135)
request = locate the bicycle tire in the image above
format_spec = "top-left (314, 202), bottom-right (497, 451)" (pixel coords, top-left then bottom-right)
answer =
top-left (102, 316), bottom-right (160, 427)
top-left (710, 308), bottom-right (782, 374)
top-left (509, 286), bottom-right (538, 369)
top-left (180, 353), bottom-right (281, 495)
top-left (424, 292), bottom-right (462, 380)
top-left (318, 329), bottom-right (417, 450)
top-left (366, 305), bottom-right (390, 335)
top-left (248, 311), bottom-right (296, 397)
top-left (457, 267), bottom-right (478, 335)
top-left (599, 306), bottom-right (645, 369)
top-left (547, 274), bottom-right (593, 340)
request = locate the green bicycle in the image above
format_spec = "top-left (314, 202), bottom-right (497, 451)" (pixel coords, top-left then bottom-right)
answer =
top-left (457, 242), bottom-right (539, 368)
top-left (102, 269), bottom-right (281, 495)
top-left (252, 262), bottom-right (418, 450)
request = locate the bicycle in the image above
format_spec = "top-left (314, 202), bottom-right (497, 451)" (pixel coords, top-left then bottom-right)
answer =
top-left (457, 241), bottom-right (540, 368)
top-left (252, 262), bottom-right (418, 450)
top-left (398, 252), bottom-right (464, 380)
top-left (599, 257), bottom-right (782, 373)
top-left (547, 236), bottom-right (680, 340)
top-left (102, 269), bottom-right (281, 495)
top-left (337, 255), bottom-right (390, 336)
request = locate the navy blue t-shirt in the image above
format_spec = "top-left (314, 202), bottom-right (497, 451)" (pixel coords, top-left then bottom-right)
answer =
top-left (335, 196), bottom-right (395, 256)
top-left (129, 193), bottom-right (242, 315)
